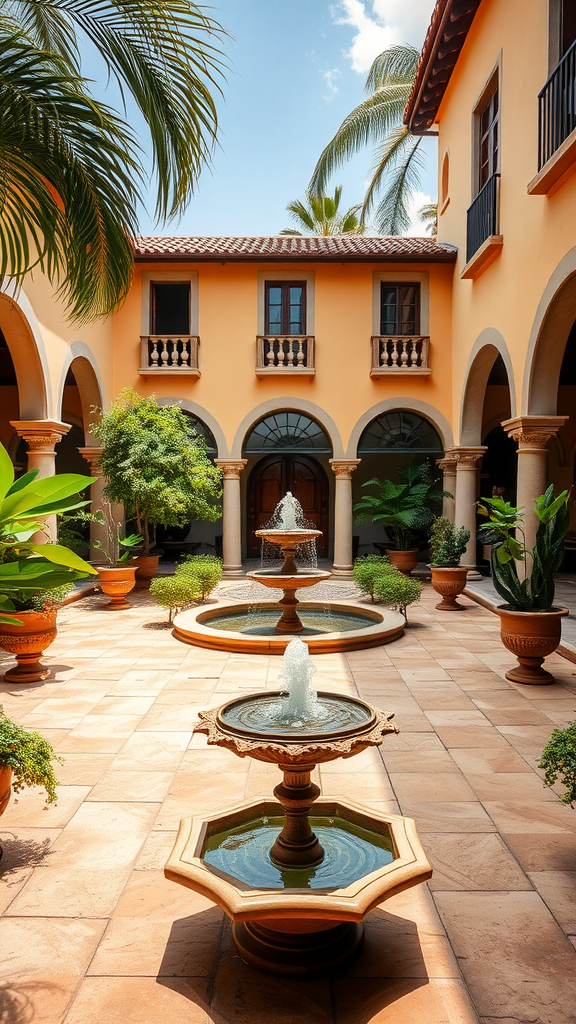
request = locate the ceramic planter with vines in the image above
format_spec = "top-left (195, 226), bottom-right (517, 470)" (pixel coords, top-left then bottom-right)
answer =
top-left (94, 504), bottom-right (142, 610)
top-left (429, 517), bottom-right (470, 611)
top-left (477, 487), bottom-right (570, 685)
top-left (0, 705), bottom-right (63, 858)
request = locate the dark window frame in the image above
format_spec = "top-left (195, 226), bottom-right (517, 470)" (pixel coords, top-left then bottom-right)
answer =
top-left (150, 281), bottom-right (191, 335)
top-left (379, 282), bottom-right (421, 336)
top-left (477, 85), bottom-right (499, 191)
top-left (264, 281), bottom-right (307, 335)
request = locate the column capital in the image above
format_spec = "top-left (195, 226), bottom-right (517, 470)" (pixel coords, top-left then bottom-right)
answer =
top-left (329, 459), bottom-right (361, 478)
top-left (445, 446), bottom-right (487, 468)
top-left (215, 459), bottom-right (248, 479)
top-left (502, 415), bottom-right (568, 449)
top-left (436, 454), bottom-right (458, 471)
top-left (10, 419), bottom-right (70, 452)
top-left (78, 446), bottom-right (103, 475)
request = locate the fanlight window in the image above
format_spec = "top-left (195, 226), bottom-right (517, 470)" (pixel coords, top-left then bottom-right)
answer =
top-left (358, 412), bottom-right (442, 454)
top-left (185, 413), bottom-right (217, 456)
top-left (244, 412), bottom-right (332, 453)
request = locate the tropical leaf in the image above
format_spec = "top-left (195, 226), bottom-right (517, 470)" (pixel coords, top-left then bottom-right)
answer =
top-left (25, 543), bottom-right (97, 574)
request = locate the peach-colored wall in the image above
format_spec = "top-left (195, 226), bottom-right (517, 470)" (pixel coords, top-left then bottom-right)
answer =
top-left (112, 261), bottom-right (454, 455)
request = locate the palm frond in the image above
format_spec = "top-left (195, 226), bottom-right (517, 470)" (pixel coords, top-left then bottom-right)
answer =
top-left (419, 202), bottom-right (438, 234)
top-left (365, 132), bottom-right (425, 234)
top-left (365, 44), bottom-right (419, 91)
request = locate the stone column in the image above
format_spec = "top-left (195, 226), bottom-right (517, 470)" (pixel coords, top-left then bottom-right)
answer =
top-left (215, 459), bottom-right (247, 577)
top-left (10, 420), bottom-right (70, 541)
top-left (449, 447), bottom-right (487, 570)
top-left (329, 459), bottom-right (361, 576)
top-left (502, 416), bottom-right (567, 554)
top-left (78, 447), bottom-right (110, 561)
top-left (436, 454), bottom-right (457, 522)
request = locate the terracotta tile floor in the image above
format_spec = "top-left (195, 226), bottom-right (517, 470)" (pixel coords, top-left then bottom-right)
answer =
top-left (1, 586), bottom-right (576, 1023)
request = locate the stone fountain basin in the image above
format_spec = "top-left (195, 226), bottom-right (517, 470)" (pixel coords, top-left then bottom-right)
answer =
top-left (172, 599), bottom-right (405, 654)
top-left (247, 569), bottom-right (332, 588)
top-left (255, 528), bottom-right (322, 546)
top-left (165, 796), bottom-right (432, 924)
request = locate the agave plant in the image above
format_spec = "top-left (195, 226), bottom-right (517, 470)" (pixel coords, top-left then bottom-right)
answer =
top-left (0, 442), bottom-right (97, 623)
top-left (477, 487), bottom-right (569, 611)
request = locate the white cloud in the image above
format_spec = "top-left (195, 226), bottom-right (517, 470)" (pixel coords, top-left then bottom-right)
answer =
top-left (332, 0), bottom-right (436, 74)
top-left (401, 190), bottom-right (433, 236)
top-left (321, 67), bottom-right (342, 101)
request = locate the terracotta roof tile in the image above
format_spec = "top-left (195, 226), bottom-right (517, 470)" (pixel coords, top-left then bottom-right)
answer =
top-left (134, 235), bottom-right (457, 262)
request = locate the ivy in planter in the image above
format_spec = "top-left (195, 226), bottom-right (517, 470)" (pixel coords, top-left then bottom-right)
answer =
top-left (538, 723), bottom-right (576, 807)
top-left (0, 704), bottom-right (63, 804)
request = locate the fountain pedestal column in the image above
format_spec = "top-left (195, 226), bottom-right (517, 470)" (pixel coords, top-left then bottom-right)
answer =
top-left (215, 459), bottom-right (247, 577)
top-left (270, 764), bottom-right (324, 866)
top-left (330, 459), bottom-right (361, 576)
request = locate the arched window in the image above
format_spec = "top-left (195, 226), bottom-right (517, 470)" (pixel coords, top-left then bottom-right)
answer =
top-left (184, 412), bottom-right (217, 456)
top-left (441, 151), bottom-right (450, 206)
top-left (358, 411), bottom-right (443, 454)
top-left (243, 411), bottom-right (332, 453)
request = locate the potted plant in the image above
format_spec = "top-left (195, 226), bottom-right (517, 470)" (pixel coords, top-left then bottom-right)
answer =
top-left (92, 389), bottom-right (222, 588)
top-left (354, 460), bottom-right (447, 574)
top-left (429, 517), bottom-right (470, 611)
top-left (0, 704), bottom-right (63, 856)
top-left (0, 443), bottom-right (97, 682)
top-left (93, 503), bottom-right (142, 610)
top-left (477, 487), bottom-right (570, 684)
top-left (538, 723), bottom-right (576, 807)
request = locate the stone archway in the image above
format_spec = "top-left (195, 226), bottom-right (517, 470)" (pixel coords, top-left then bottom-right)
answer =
top-left (460, 329), bottom-right (516, 445)
top-left (0, 283), bottom-right (50, 422)
top-left (523, 247), bottom-right (576, 416)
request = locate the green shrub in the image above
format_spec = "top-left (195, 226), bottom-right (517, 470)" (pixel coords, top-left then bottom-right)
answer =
top-left (352, 556), bottom-right (390, 602)
top-left (149, 575), bottom-right (200, 623)
top-left (430, 517), bottom-right (470, 567)
top-left (0, 705), bottom-right (63, 804)
top-left (177, 554), bottom-right (223, 601)
top-left (538, 723), bottom-right (576, 807)
top-left (373, 567), bottom-right (422, 620)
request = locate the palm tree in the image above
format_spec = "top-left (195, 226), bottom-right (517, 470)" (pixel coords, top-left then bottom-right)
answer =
top-left (0, 1), bottom-right (226, 321)
top-left (280, 187), bottom-right (364, 235)
top-left (419, 202), bottom-right (438, 235)
top-left (309, 45), bottom-right (430, 236)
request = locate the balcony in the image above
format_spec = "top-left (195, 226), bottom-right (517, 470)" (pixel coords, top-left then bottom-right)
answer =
top-left (461, 173), bottom-right (502, 279)
top-left (528, 40), bottom-right (576, 195)
top-left (370, 336), bottom-right (431, 377)
top-left (138, 335), bottom-right (200, 376)
top-left (256, 335), bottom-right (315, 377)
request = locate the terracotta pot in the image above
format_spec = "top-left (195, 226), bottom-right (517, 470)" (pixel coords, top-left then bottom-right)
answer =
top-left (97, 566), bottom-right (137, 610)
top-left (134, 554), bottom-right (160, 590)
top-left (0, 766), bottom-right (11, 860)
top-left (430, 566), bottom-right (469, 611)
top-left (0, 609), bottom-right (58, 683)
top-left (385, 548), bottom-right (419, 574)
top-left (496, 605), bottom-right (569, 684)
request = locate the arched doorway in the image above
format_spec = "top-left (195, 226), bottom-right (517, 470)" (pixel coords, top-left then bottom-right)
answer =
top-left (243, 411), bottom-right (333, 558)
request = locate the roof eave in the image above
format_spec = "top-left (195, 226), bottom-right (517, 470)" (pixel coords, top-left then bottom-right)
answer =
top-left (134, 250), bottom-right (458, 264)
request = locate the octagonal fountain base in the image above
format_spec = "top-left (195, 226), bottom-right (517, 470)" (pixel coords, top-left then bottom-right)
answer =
top-left (173, 599), bottom-right (405, 654)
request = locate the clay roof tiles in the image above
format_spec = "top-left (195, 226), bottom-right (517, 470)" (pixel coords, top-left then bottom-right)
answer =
top-left (134, 235), bottom-right (457, 262)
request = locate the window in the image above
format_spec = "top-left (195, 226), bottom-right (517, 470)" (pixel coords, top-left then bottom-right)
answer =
top-left (151, 282), bottom-right (190, 335)
top-left (358, 411), bottom-right (442, 454)
top-left (561, 0), bottom-right (576, 57)
top-left (478, 86), bottom-right (499, 190)
top-left (380, 283), bottom-right (420, 336)
top-left (265, 282), bottom-right (306, 335)
top-left (441, 151), bottom-right (450, 206)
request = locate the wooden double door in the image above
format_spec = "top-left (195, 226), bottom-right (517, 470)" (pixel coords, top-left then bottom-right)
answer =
top-left (247, 454), bottom-right (329, 557)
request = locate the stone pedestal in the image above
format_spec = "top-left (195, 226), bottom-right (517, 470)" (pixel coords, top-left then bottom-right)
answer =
top-left (448, 447), bottom-right (487, 571)
top-left (502, 416), bottom-right (567, 555)
top-left (436, 454), bottom-right (457, 523)
top-left (330, 460), bottom-right (361, 576)
top-left (215, 460), bottom-right (247, 577)
top-left (10, 420), bottom-right (70, 541)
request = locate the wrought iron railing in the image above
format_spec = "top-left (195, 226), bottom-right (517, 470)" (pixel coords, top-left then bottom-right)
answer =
top-left (140, 335), bottom-right (199, 371)
top-left (539, 39), bottom-right (576, 169)
top-left (370, 336), bottom-right (430, 372)
top-left (256, 335), bottom-right (315, 371)
top-left (466, 173), bottom-right (500, 263)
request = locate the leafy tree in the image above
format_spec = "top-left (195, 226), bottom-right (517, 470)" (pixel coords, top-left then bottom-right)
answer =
top-left (178, 554), bottom-right (222, 601)
top-left (309, 45), bottom-right (429, 235)
top-left (92, 389), bottom-right (222, 555)
top-left (280, 187), bottom-right (364, 235)
top-left (0, 1), bottom-right (226, 321)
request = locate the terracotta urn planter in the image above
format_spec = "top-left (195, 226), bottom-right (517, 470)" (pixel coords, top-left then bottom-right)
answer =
top-left (0, 766), bottom-right (12, 818)
top-left (385, 548), bottom-right (419, 574)
top-left (97, 566), bottom-right (137, 610)
top-left (0, 609), bottom-right (58, 683)
top-left (134, 554), bottom-right (160, 590)
top-left (430, 566), bottom-right (469, 610)
top-left (496, 605), bottom-right (569, 684)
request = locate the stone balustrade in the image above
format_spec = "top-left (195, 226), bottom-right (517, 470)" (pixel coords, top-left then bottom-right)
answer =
top-left (256, 336), bottom-right (315, 376)
top-left (139, 335), bottom-right (200, 375)
top-left (370, 336), bottom-right (431, 376)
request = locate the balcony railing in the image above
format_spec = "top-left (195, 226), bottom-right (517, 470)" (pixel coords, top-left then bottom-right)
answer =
top-left (370, 336), bottom-right (431, 376)
top-left (256, 335), bottom-right (315, 375)
top-left (539, 39), bottom-right (576, 169)
top-left (466, 173), bottom-right (500, 263)
top-left (139, 335), bottom-right (200, 374)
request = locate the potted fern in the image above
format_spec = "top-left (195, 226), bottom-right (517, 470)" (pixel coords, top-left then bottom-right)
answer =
top-left (429, 517), bottom-right (470, 611)
top-left (477, 487), bottom-right (570, 684)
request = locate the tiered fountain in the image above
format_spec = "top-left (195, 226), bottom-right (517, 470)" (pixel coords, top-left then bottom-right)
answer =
top-left (165, 639), bottom-right (431, 975)
top-left (173, 493), bottom-right (405, 653)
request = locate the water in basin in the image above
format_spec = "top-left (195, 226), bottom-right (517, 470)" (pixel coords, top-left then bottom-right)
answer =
top-left (206, 608), bottom-right (376, 635)
top-left (220, 692), bottom-right (373, 736)
top-left (203, 815), bottom-right (395, 890)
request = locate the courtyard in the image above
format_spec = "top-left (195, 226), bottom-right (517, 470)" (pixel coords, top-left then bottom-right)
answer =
top-left (1, 582), bottom-right (575, 1024)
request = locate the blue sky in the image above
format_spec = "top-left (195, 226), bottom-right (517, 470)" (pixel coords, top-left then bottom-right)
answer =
top-left (91, 1), bottom-right (438, 236)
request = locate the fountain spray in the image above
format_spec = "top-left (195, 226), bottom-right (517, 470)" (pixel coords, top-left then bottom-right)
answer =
top-left (280, 638), bottom-right (318, 724)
